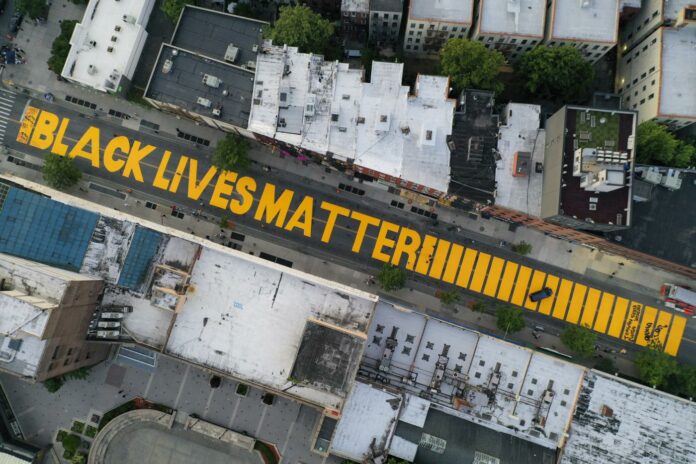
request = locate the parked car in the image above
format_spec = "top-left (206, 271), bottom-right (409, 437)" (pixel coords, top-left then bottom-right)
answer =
top-left (103, 304), bottom-right (133, 313)
top-left (95, 330), bottom-right (120, 339)
top-left (100, 312), bottom-right (125, 320)
top-left (97, 321), bottom-right (121, 329)
top-left (529, 287), bottom-right (553, 302)
top-left (9, 12), bottom-right (23, 34)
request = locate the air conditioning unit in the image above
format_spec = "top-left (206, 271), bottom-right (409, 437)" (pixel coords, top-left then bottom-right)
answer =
top-left (203, 74), bottom-right (221, 88)
top-left (246, 61), bottom-right (256, 70)
top-left (87, 64), bottom-right (97, 75)
top-left (162, 59), bottom-right (173, 74)
top-left (212, 107), bottom-right (222, 117)
top-left (197, 97), bottom-right (212, 108)
top-left (225, 44), bottom-right (239, 63)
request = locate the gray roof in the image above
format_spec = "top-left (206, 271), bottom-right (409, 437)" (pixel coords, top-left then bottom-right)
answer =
top-left (145, 45), bottom-right (254, 128)
top-left (172, 5), bottom-right (267, 66)
top-left (370, 0), bottom-right (403, 12)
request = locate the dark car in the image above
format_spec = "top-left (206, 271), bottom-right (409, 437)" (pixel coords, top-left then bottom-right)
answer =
top-left (529, 287), bottom-right (553, 302)
top-left (9, 13), bottom-right (23, 34)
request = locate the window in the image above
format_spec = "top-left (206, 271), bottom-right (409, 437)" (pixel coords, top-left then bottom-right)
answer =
top-left (410, 23), bottom-right (415, 28)
top-left (512, 371), bottom-right (518, 377)
top-left (592, 44), bottom-right (599, 50)
top-left (640, 98), bottom-right (645, 104)
top-left (413, 45), bottom-right (419, 50)
top-left (651, 38), bottom-right (657, 45)
top-left (511, 38), bottom-right (517, 44)
top-left (417, 31), bottom-right (422, 36)
top-left (652, 10), bottom-right (659, 18)
top-left (641, 72), bottom-right (646, 79)
top-left (479, 360), bottom-right (485, 367)
top-left (651, 80), bottom-right (656, 86)
top-left (649, 66), bottom-right (655, 73)
top-left (418, 24), bottom-right (424, 29)
top-left (452, 27), bottom-right (458, 32)
top-left (409, 30), bottom-right (414, 35)
top-left (648, 93), bottom-right (654, 100)
top-left (406, 45), bottom-right (411, 49)
top-left (407, 38), bottom-right (412, 43)
top-left (373, 13), bottom-right (378, 18)
top-left (63, 358), bottom-right (71, 366)
top-left (415, 38), bottom-right (420, 43)
top-left (426, 130), bottom-right (433, 140)
top-left (393, 14), bottom-right (398, 19)
top-left (442, 26), bottom-right (447, 31)
top-left (521, 39), bottom-right (527, 45)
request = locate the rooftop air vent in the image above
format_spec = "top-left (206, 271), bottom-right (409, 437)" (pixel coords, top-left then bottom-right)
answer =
top-left (212, 106), bottom-right (222, 117)
top-left (110, 36), bottom-right (118, 42)
top-left (87, 64), bottom-right (97, 75)
top-left (224, 44), bottom-right (239, 63)
top-left (162, 59), bottom-right (173, 74)
top-left (197, 97), bottom-right (212, 108)
top-left (122, 14), bottom-right (136, 24)
top-left (107, 46), bottom-right (114, 53)
top-left (203, 74), bottom-right (221, 88)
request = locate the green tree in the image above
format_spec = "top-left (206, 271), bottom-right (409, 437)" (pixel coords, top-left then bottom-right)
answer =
top-left (636, 121), bottom-right (680, 165)
top-left (212, 133), bottom-right (250, 172)
top-left (439, 38), bottom-right (505, 94)
top-left (62, 434), bottom-right (81, 455)
top-left (264, 6), bottom-right (334, 55)
top-left (495, 306), bottom-right (525, 334)
top-left (70, 454), bottom-right (86, 464)
top-left (469, 301), bottom-right (486, 312)
top-left (438, 290), bottom-right (460, 305)
top-left (43, 153), bottom-right (82, 190)
top-left (635, 342), bottom-right (678, 387)
top-left (518, 46), bottom-right (594, 102)
top-left (674, 143), bottom-right (696, 168)
top-left (16, 0), bottom-right (47, 19)
top-left (161, 0), bottom-right (195, 23)
top-left (64, 367), bottom-right (90, 381)
top-left (377, 265), bottom-right (406, 292)
top-left (594, 357), bottom-right (616, 375)
top-left (44, 377), bottom-right (64, 393)
top-left (48, 20), bottom-right (78, 75)
top-left (560, 325), bottom-right (596, 358)
top-left (511, 241), bottom-right (532, 256)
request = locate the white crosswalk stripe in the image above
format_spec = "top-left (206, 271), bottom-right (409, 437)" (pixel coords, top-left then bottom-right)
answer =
top-left (0, 91), bottom-right (16, 142)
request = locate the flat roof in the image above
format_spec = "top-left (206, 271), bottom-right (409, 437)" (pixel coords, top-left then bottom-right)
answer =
top-left (62, 0), bottom-right (154, 91)
top-left (494, 103), bottom-right (545, 216)
top-left (560, 370), bottom-right (696, 464)
top-left (659, 27), bottom-right (696, 119)
top-left (371, 0), bottom-right (404, 13)
top-left (171, 5), bottom-right (267, 65)
top-left (145, 45), bottom-right (254, 128)
top-left (478, 0), bottom-right (546, 37)
top-left (341, 0), bottom-right (370, 13)
top-left (409, 0), bottom-right (473, 24)
top-left (550, 0), bottom-right (619, 43)
top-left (664, 0), bottom-right (693, 20)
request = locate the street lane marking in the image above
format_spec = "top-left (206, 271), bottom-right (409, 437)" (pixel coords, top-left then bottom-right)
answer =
top-left (538, 275), bottom-right (559, 316)
top-left (428, 239), bottom-right (450, 280)
top-left (565, 284), bottom-right (587, 324)
top-left (483, 257), bottom-right (505, 297)
top-left (607, 297), bottom-right (629, 338)
top-left (552, 280), bottom-right (573, 319)
top-left (496, 262), bottom-right (519, 302)
top-left (456, 248), bottom-right (478, 289)
top-left (636, 306), bottom-right (658, 347)
top-left (580, 288), bottom-right (602, 328)
top-left (469, 253), bottom-right (491, 293)
top-left (441, 244), bottom-right (463, 284)
top-left (593, 293), bottom-right (616, 334)
top-left (621, 301), bottom-right (644, 343)
top-left (510, 266), bottom-right (532, 306)
top-left (654, 311), bottom-right (673, 347)
top-left (664, 316), bottom-right (687, 356)
top-left (524, 270), bottom-right (547, 311)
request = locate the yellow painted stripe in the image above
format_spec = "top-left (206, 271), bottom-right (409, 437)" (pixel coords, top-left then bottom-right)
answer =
top-left (469, 253), bottom-right (491, 293)
top-left (483, 257), bottom-right (505, 297)
top-left (580, 289), bottom-right (602, 328)
top-left (565, 284), bottom-right (587, 324)
top-left (653, 311), bottom-right (673, 348)
top-left (664, 316), bottom-right (686, 356)
top-left (538, 275), bottom-right (560, 316)
top-left (496, 262), bottom-right (519, 302)
top-left (607, 297), bottom-right (629, 338)
top-left (442, 244), bottom-right (464, 284)
top-left (510, 266), bottom-right (533, 306)
top-left (428, 240), bottom-right (451, 280)
top-left (621, 301), bottom-right (644, 342)
top-left (456, 249), bottom-right (478, 289)
top-left (593, 293), bottom-right (615, 334)
top-left (636, 306), bottom-right (658, 347)
top-left (552, 280), bottom-right (573, 320)
top-left (524, 270), bottom-right (547, 311)
top-left (415, 235), bottom-right (438, 275)
top-left (17, 106), bottom-right (40, 144)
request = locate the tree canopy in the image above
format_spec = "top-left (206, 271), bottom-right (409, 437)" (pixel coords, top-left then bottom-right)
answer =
top-left (511, 241), bottom-right (532, 256)
top-left (495, 306), bottom-right (525, 334)
top-left (560, 325), bottom-right (596, 358)
top-left (43, 154), bottom-right (82, 190)
top-left (635, 342), bottom-right (678, 387)
top-left (438, 290), bottom-right (460, 305)
top-left (265, 6), bottom-right (334, 55)
top-left (16, 0), bottom-right (47, 19)
top-left (377, 265), bottom-right (406, 292)
top-left (636, 121), bottom-right (696, 167)
top-left (212, 133), bottom-right (250, 172)
top-left (48, 20), bottom-right (78, 75)
top-left (439, 39), bottom-right (505, 94)
top-left (518, 46), bottom-right (594, 102)
top-left (161, 0), bottom-right (193, 23)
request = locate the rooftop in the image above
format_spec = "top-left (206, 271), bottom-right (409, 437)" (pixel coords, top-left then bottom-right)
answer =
top-left (478, 0), bottom-right (546, 37)
top-left (145, 44), bottom-right (255, 129)
top-left (659, 27), bottom-right (696, 119)
top-left (409, 0), bottom-right (474, 24)
top-left (560, 370), bottom-right (696, 464)
top-left (171, 5), bottom-right (267, 65)
top-left (664, 0), bottom-right (694, 20)
top-left (62, 0), bottom-right (154, 91)
top-left (371, 0), bottom-right (404, 13)
top-left (549, 0), bottom-right (619, 43)
top-left (494, 103), bottom-right (546, 216)
top-left (341, 0), bottom-right (370, 13)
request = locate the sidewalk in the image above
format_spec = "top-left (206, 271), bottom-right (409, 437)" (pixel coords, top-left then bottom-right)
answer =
top-left (4, 2), bottom-right (691, 299)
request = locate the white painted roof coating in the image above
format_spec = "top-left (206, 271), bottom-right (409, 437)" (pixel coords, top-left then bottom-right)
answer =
top-left (62, 0), bottom-right (154, 91)
top-left (561, 370), bottom-right (696, 464)
top-left (659, 27), bottom-right (696, 119)
top-left (550, 0), bottom-right (619, 43)
top-left (494, 103), bottom-right (545, 216)
top-left (478, 0), bottom-right (546, 37)
top-left (410, 0), bottom-right (473, 24)
top-left (341, 0), bottom-right (370, 13)
top-left (664, 0), bottom-right (694, 20)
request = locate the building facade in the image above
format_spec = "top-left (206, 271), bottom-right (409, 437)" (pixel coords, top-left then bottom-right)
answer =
top-left (342, 0), bottom-right (370, 50)
top-left (404, 0), bottom-right (474, 55)
top-left (368, 0), bottom-right (403, 48)
top-left (619, 0), bottom-right (693, 51)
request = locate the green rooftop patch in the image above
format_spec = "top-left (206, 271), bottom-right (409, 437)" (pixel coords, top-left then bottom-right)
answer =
top-left (575, 110), bottom-right (620, 151)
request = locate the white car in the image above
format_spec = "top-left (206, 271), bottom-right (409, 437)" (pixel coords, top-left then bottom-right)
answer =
top-left (96, 330), bottom-right (120, 339)
top-left (100, 312), bottom-right (125, 320)
top-left (97, 321), bottom-right (121, 329)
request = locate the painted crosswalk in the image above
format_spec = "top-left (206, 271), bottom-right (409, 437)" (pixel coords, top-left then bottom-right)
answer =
top-left (0, 89), bottom-right (17, 142)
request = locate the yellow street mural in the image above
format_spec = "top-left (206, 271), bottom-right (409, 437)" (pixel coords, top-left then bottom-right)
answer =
top-left (16, 107), bottom-right (687, 356)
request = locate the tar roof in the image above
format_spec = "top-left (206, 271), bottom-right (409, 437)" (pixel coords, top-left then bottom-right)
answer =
top-left (478, 0), bottom-right (546, 37)
top-left (659, 27), bottom-right (696, 119)
top-left (409, 0), bottom-right (473, 24)
top-left (171, 5), bottom-right (267, 65)
top-left (371, 0), bottom-right (403, 12)
top-left (550, 0), bottom-right (619, 43)
top-left (560, 370), bottom-right (696, 464)
top-left (145, 45), bottom-right (254, 128)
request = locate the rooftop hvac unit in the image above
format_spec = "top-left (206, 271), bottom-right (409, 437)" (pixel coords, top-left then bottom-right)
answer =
top-left (107, 46), bottom-right (114, 53)
top-left (87, 64), bottom-right (97, 75)
top-left (203, 74), bottom-right (221, 88)
top-left (224, 44), bottom-right (240, 63)
top-left (212, 106), bottom-right (222, 117)
top-left (197, 97), bottom-right (212, 108)
top-left (110, 36), bottom-right (117, 42)
top-left (122, 14), bottom-right (136, 24)
top-left (252, 44), bottom-right (258, 52)
top-left (162, 59), bottom-right (173, 74)
top-left (246, 60), bottom-right (256, 70)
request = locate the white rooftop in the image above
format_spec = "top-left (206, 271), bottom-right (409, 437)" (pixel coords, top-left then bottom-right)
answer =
top-left (341, 0), bottom-right (370, 13)
top-left (410, 0), bottom-right (474, 24)
top-left (478, 0), bottom-right (546, 37)
top-left (659, 27), bottom-right (696, 119)
top-left (62, 0), bottom-right (154, 92)
top-left (561, 370), bottom-right (696, 464)
top-left (549, 0), bottom-right (619, 43)
top-left (494, 103), bottom-right (545, 216)
top-left (330, 382), bottom-right (401, 461)
top-left (664, 0), bottom-right (694, 20)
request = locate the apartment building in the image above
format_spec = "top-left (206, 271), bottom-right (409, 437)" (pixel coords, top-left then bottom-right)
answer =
top-left (616, 24), bottom-right (696, 128)
top-left (619, 0), bottom-right (693, 52)
top-left (302, 0), bottom-right (342, 20)
top-left (472, 0), bottom-right (546, 62)
top-left (404, 0), bottom-right (474, 55)
top-left (369, 0), bottom-right (404, 48)
top-left (342, 0), bottom-right (370, 48)
top-left (544, 0), bottom-right (621, 63)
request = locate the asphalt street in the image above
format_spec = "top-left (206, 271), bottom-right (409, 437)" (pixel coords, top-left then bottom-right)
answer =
top-left (3, 94), bottom-right (695, 364)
